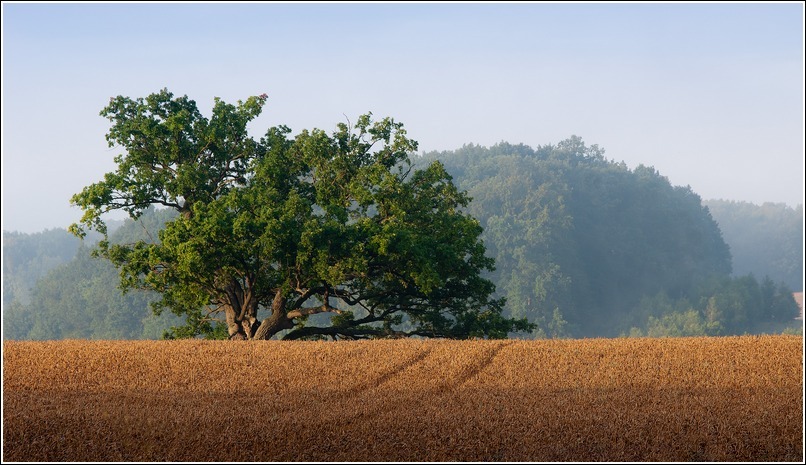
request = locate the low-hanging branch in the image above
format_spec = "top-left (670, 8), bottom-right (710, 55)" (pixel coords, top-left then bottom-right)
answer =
top-left (69, 89), bottom-right (535, 341)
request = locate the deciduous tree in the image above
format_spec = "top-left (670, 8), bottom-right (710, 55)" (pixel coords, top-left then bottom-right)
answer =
top-left (71, 89), bottom-right (533, 340)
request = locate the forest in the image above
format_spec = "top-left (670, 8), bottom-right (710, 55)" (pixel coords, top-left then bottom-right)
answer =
top-left (3, 137), bottom-right (802, 340)
top-left (423, 138), bottom-right (801, 338)
top-left (704, 199), bottom-right (803, 291)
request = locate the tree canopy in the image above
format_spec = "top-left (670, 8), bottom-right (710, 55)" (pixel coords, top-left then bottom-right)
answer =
top-left (424, 139), bottom-right (760, 337)
top-left (70, 89), bottom-right (533, 340)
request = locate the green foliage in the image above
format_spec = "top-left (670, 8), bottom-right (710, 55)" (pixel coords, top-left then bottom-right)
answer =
top-left (3, 228), bottom-right (85, 306)
top-left (70, 90), bottom-right (534, 341)
top-left (12, 94), bottom-right (798, 341)
top-left (3, 228), bottom-right (85, 339)
top-left (625, 274), bottom-right (799, 338)
top-left (3, 209), bottom-right (183, 340)
top-left (70, 89), bottom-right (268, 237)
top-left (644, 309), bottom-right (707, 338)
top-left (781, 326), bottom-right (803, 336)
top-left (696, 274), bottom-right (799, 331)
top-left (704, 200), bottom-right (803, 291)
top-left (427, 138), bottom-right (732, 337)
top-left (2, 300), bottom-right (33, 340)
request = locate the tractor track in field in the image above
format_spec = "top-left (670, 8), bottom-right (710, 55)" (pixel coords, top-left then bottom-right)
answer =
top-left (346, 345), bottom-right (434, 396)
top-left (319, 341), bottom-right (515, 429)
top-left (445, 340), bottom-right (515, 391)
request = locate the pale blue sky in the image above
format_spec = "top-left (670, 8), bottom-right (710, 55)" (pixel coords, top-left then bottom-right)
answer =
top-left (2, 2), bottom-right (804, 233)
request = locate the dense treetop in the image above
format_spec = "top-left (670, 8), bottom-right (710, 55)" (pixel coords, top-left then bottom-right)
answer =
top-left (68, 90), bottom-right (533, 340)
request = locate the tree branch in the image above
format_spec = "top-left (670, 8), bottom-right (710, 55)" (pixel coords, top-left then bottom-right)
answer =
top-left (292, 286), bottom-right (325, 309)
top-left (282, 325), bottom-right (393, 341)
top-left (104, 196), bottom-right (183, 212)
top-left (286, 304), bottom-right (343, 320)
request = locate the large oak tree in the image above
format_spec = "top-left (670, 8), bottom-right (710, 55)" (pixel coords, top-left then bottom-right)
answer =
top-left (71, 89), bottom-right (533, 340)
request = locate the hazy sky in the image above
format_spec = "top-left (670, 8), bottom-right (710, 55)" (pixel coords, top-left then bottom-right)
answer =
top-left (2, 2), bottom-right (804, 233)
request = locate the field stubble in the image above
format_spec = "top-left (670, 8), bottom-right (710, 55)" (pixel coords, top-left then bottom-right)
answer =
top-left (3, 336), bottom-right (802, 461)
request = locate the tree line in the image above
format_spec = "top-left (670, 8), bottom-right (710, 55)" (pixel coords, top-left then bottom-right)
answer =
top-left (2, 90), bottom-right (801, 340)
top-left (704, 199), bottom-right (802, 291)
top-left (3, 210), bottom-right (183, 340)
top-left (423, 140), bottom-right (800, 337)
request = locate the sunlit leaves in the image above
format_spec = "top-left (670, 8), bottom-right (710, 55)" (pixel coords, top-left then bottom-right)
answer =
top-left (70, 89), bottom-right (530, 340)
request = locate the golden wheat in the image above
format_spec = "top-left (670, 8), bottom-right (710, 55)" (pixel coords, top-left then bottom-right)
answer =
top-left (2, 336), bottom-right (802, 461)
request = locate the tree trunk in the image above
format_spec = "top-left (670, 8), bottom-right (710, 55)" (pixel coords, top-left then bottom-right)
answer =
top-left (224, 305), bottom-right (244, 340)
top-left (253, 289), bottom-right (294, 340)
top-left (223, 278), bottom-right (260, 340)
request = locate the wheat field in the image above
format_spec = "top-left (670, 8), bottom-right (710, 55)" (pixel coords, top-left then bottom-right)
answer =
top-left (2, 336), bottom-right (803, 462)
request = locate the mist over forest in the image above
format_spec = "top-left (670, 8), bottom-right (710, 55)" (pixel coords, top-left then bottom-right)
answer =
top-left (2, 137), bottom-right (802, 340)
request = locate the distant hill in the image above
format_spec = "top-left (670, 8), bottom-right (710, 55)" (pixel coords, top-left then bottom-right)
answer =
top-left (3, 145), bottom-right (800, 340)
top-left (3, 228), bottom-right (83, 306)
top-left (704, 200), bottom-right (803, 291)
top-left (3, 207), bottom-right (182, 340)
top-left (423, 138), bottom-right (740, 337)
